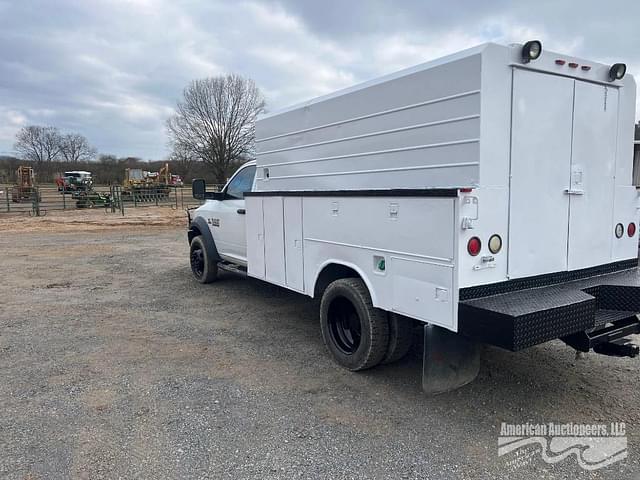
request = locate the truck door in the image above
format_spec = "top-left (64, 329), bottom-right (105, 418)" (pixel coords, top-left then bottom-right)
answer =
top-left (508, 69), bottom-right (574, 278)
top-left (213, 164), bottom-right (256, 264)
top-left (567, 82), bottom-right (618, 270)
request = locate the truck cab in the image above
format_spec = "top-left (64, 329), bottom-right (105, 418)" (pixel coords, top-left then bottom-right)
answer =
top-left (188, 161), bottom-right (256, 267)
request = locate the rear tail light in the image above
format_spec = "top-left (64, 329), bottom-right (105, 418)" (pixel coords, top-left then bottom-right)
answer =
top-left (467, 237), bottom-right (481, 256)
top-left (615, 223), bottom-right (624, 239)
top-left (628, 222), bottom-right (636, 237)
top-left (488, 234), bottom-right (503, 254)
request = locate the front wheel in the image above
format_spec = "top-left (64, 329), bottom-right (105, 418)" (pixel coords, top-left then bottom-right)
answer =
top-left (319, 278), bottom-right (389, 371)
top-left (190, 235), bottom-right (218, 283)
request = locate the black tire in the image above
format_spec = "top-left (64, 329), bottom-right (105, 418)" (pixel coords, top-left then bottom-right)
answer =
top-left (382, 313), bottom-right (414, 364)
top-left (320, 278), bottom-right (389, 371)
top-left (190, 235), bottom-right (218, 283)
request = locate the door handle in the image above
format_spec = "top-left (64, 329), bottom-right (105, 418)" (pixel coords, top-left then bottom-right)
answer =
top-left (564, 189), bottom-right (584, 195)
top-left (237, 208), bottom-right (246, 214)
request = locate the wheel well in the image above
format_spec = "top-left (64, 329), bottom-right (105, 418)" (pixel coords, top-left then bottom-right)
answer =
top-left (187, 225), bottom-right (201, 244)
top-left (313, 263), bottom-right (361, 298)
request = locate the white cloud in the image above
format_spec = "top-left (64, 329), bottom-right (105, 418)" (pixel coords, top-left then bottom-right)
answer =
top-left (0, 108), bottom-right (27, 147)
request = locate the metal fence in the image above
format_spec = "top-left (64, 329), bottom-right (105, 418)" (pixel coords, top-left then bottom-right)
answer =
top-left (0, 184), bottom-right (203, 216)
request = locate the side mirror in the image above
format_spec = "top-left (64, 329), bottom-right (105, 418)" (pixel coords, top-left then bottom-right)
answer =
top-left (192, 178), bottom-right (206, 199)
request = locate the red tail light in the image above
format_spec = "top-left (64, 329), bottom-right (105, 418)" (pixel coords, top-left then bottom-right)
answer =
top-left (628, 222), bottom-right (636, 237)
top-left (467, 237), bottom-right (481, 256)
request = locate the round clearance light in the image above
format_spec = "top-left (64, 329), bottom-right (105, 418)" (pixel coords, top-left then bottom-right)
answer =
top-left (609, 63), bottom-right (626, 81)
top-left (467, 237), bottom-right (482, 256)
top-left (628, 222), bottom-right (636, 238)
top-left (522, 40), bottom-right (542, 63)
top-left (488, 234), bottom-right (503, 254)
top-left (615, 223), bottom-right (624, 239)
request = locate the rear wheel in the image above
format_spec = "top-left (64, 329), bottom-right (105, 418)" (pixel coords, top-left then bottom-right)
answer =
top-left (190, 235), bottom-right (218, 283)
top-left (320, 278), bottom-right (389, 371)
top-left (382, 313), bottom-right (414, 364)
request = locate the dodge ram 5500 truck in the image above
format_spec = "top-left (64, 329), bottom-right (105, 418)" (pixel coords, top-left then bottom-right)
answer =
top-left (187, 41), bottom-right (640, 394)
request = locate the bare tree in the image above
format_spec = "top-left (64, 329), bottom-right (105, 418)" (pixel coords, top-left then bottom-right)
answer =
top-left (168, 142), bottom-right (198, 178)
top-left (14, 125), bottom-right (63, 162)
top-left (60, 133), bottom-right (97, 163)
top-left (167, 74), bottom-right (265, 183)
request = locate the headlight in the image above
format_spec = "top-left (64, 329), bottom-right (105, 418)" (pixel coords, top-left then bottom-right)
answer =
top-left (522, 40), bottom-right (542, 63)
top-left (608, 63), bottom-right (626, 81)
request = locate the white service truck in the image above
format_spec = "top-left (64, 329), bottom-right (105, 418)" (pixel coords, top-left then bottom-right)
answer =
top-left (187, 41), bottom-right (640, 393)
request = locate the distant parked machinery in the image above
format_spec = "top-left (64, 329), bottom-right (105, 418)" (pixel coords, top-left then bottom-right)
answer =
top-left (122, 162), bottom-right (182, 201)
top-left (11, 166), bottom-right (40, 203)
top-left (56, 170), bottom-right (93, 193)
top-left (51, 170), bottom-right (113, 208)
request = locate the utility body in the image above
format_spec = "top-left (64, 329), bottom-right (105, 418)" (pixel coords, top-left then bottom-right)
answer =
top-left (188, 42), bottom-right (640, 393)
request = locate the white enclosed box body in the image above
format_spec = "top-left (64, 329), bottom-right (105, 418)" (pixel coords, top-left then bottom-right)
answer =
top-left (243, 42), bottom-right (639, 348)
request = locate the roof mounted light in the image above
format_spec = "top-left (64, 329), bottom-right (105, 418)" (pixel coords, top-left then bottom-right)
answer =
top-left (521, 40), bottom-right (542, 64)
top-left (608, 63), bottom-right (626, 81)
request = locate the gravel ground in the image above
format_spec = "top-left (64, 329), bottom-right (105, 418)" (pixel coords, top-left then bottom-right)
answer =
top-left (1, 218), bottom-right (639, 479)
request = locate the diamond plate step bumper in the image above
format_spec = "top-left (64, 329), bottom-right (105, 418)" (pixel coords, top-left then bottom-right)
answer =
top-left (458, 263), bottom-right (640, 351)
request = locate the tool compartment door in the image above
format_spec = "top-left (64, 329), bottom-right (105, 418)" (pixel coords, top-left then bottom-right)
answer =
top-left (508, 69), bottom-right (574, 278)
top-left (246, 196), bottom-right (265, 279)
top-left (567, 82), bottom-right (618, 270)
top-left (283, 197), bottom-right (304, 292)
top-left (263, 197), bottom-right (286, 286)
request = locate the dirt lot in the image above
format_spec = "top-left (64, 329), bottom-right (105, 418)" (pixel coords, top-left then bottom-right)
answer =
top-left (1, 209), bottom-right (639, 479)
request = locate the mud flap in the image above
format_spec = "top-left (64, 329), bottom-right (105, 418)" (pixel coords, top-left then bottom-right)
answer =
top-left (422, 325), bottom-right (480, 395)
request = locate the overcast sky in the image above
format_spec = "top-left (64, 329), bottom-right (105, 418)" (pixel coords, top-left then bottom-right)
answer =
top-left (0, 0), bottom-right (638, 159)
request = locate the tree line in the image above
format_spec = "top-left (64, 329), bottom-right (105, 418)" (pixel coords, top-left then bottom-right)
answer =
top-left (0, 154), bottom-right (225, 186)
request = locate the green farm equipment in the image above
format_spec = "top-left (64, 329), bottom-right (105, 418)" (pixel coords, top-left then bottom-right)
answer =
top-left (74, 190), bottom-right (112, 209)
